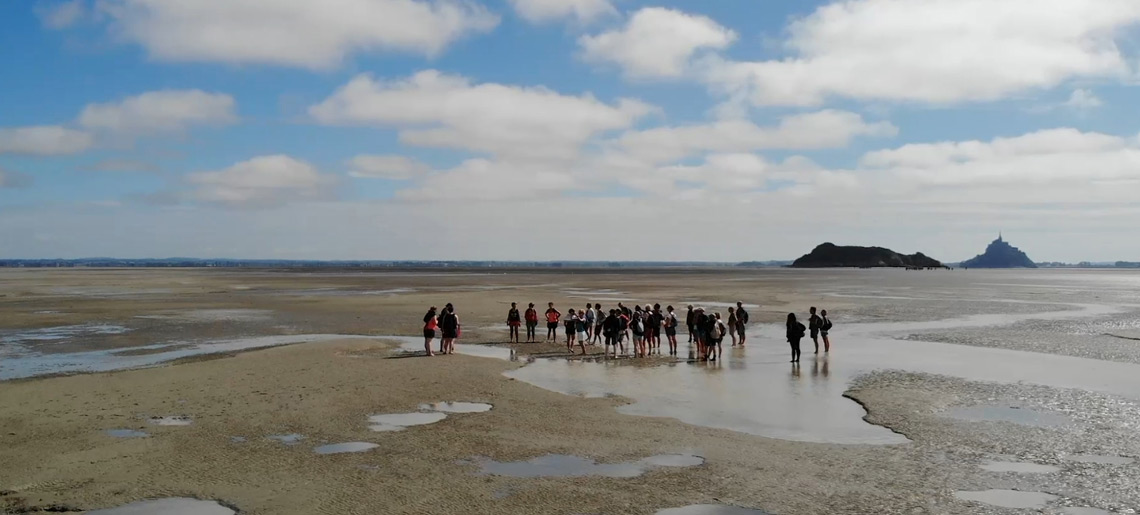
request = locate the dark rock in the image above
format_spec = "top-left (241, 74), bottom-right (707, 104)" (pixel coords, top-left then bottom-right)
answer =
top-left (960, 235), bottom-right (1037, 268)
top-left (791, 243), bottom-right (943, 268)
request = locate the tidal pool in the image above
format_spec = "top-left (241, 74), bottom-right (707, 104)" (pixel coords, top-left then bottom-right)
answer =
top-left (470, 453), bottom-right (703, 478)
top-left (105, 429), bottom-right (149, 438)
top-left (419, 401), bottom-right (493, 413)
top-left (314, 442), bottom-right (379, 455)
top-left (979, 460), bottom-right (1061, 473)
top-left (954, 489), bottom-right (1058, 509)
top-left (368, 412), bottom-right (447, 432)
top-left (267, 433), bottom-right (304, 445)
top-left (1065, 454), bottom-right (1135, 465)
top-left (148, 416), bottom-right (193, 426)
top-left (85, 497), bottom-right (235, 515)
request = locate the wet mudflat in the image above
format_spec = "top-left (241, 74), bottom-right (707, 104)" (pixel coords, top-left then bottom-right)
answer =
top-left (469, 453), bottom-right (704, 478)
top-left (84, 497), bottom-right (236, 515)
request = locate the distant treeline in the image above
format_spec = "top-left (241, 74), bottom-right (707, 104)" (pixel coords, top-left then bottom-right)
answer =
top-left (0, 258), bottom-right (772, 269)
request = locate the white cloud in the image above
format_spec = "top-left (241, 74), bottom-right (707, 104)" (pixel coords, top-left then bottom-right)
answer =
top-left (0, 126), bottom-right (94, 156)
top-left (580, 7), bottom-right (736, 79)
top-left (398, 158), bottom-right (578, 200)
top-left (310, 71), bottom-right (656, 160)
top-left (185, 155), bottom-right (338, 207)
top-left (508, 0), bottom-right (616, 23)
top-left (701, 0), bottom-right (1140, 106)
top-left (348, 155), bottom-right (431, 180)
top-left (78, 90), bottom-right (237, 134)
top-left (616, 110), bottom-right (897, 164)
top-left (95, 0), bottom-right (500, 69)
top-left (1062, 89), bottom-right (1104, 110)
top-left (38, 0), bottom-right (86, 29)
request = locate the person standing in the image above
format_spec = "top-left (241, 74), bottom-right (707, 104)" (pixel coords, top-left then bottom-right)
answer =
top-left (439, 304), bottom-right (461, 355)
top-left (808, 307), bottom-right (822, 354)
top-left (693, 307), bottom-right (708, 360)
top-left (584, 303), bottom-right (596, 344)
top-left (820, 309), bottom-right (833, 352)
top-left (727, 307), bottom-right (739, 347)
top-left (545, 303), bottom-right (561, 342)
top-left (565, 309), bottom-right (578, 350)
top-left (710, 313), bottom-right (727, 361)
top-left (617, 309), bottom-right (630, 357)
top-left (575, 310), bottom-right (589, 352)
top-left (422, 306), bottom-right (438, 357)
top-left (735, 301), bottom-right (750, 346)
top-left (592, 303), bottom-right (605, 344)
top-left (686, 305), bottom-right (696, 343)
top-left (524, 303), bottom-right (539, 343)
top-left (603, 309), bottom-right (620, 358)
top-left (507, 303), bottom-right (522, 343)
top-left (664, 306), bottom-right (679, 356)
top-left (786, 313), bottom-right (805, 363)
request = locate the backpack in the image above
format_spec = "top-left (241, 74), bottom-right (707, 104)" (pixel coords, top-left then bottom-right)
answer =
top-left (822, 318), bottom-right (833, 331)
top-left (715, 320), bottom-right (726, 338)
top-left (795, 322), bottom-right (806, 339)
top-left (665, 313), bottom-right (676, 328)
top-left (738, 309), bottom-right (749, 324)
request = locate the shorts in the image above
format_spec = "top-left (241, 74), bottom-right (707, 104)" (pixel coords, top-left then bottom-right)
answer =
top-left (565, 326), bottom-right (574, 335)
top-left (577, 331), bottom-right (587, 341)
top-left (547, 322), bottom-right (558, 330)
top-left (595, 323), bottom-right (604, 333)
top-left (526, 321), bottom-right (538, 328)
top-left (820, 330), bottom-right (829, 337)
top-left (810, 329), bottom-right (819, 338)
top-left (509, 321), bottom-right (521, 327)
top-left (441, 329), bottom-right (458, 339)
top-left (737, 325), bottom-right (746, 337)
top-left (423, 329), bottom-right (435, 339)
top-left (664, 327), bottom-right (677, 337)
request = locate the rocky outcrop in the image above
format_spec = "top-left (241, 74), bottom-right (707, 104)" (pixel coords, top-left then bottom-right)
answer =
top-left (791, 243), bottom-right (943, 268)
top-left (960, 236), bottom-right (1037, 268)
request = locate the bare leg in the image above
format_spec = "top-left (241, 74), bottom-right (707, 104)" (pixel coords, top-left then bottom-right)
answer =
top-left (824, 335), bottom-right (831, 352)
top-left (813, 335), bottom-right (819, 354)
top-left (425, 336), bottom-right (435, 357)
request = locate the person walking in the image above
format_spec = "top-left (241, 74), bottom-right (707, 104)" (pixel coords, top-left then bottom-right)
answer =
top-left (507, 303), bottom-right (522, 343)
top-left (736, 302), bottom-right (750, 346)
top-left (727, 307), bottom-right (739, 347)
top-left (545, 303), bottom-right (561, 342)
top-left (524, 303), bottom-right (539, 343)
top-left (808, 307), bottom-right (822, 354)
top-left (422, 306), bottom-right (438, 357)
top-left (820, 309), bottom-right (833, 352)
top-left (786, 313), bottom-right (805, 363)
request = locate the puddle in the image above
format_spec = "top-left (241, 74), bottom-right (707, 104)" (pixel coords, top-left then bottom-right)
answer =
top-left (419, 402), bottom-right (493, 413)
top-left (368, 412), bottom-right (447, 432)
top-left (980, 460), bottom-right (1060, 473)
top-left (390, 336), bottom-right (516, 361)
top-left (268, 433), bottom-right (304, 445)
top-left (314, 442), bottom-right (379, 455)
top-left (656, 506), bottom-right (770, 515)
top-left (1065, 454), bottom-right (1135, 465)
top-left (1062, 508), bottom-right (1112, 515)
top-left (106, 429), bottom-right (149, 438)
top-left (954, 489), bottom-right (1058, 509)
top-left (470, 453), bottom-right (703, 478)
top-left (85, 497), bottom-right (235, 515)
top-left (148, 416), bottom-right (192, 426)
top-left (947, 405), bottom-right (1073, 427)
top-left (1, 334), bottom-right (374, 380)
top-left (230, 436), bottom-right (246, 443)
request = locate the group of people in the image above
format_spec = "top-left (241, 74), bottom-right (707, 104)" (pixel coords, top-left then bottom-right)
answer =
top-left (504, 301), bottom-right (754, 361)
top-left (784, 307), bottom-right (832, 363)
top-left (423, 300), bottom-right (835, 363)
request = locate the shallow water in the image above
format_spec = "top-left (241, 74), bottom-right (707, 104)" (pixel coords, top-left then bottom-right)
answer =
top-left (105, 429), bottom-right (149, 438)
top-left (85, 497), bottom-right (235, 515)
top-left (0, 334), bottom-right (374, 380)
top-left (470, 453), bottom-right (704, 478)
top-left (148, 416), bottom-right (192, 426)
top-left (0, 324), bottom-right (129, 344)
top-left (314, 442), bottom-right (379, 455)
top-left (1065, 454), bottom-right (1135, 465)
top-left (953, 489), bottom-right (1058, 509)
top-left (947, 404), bottom-right (1073, 427)
top-left (419, 402), bottom-right (493, 413)
top-left (267, 433), bottom-right (304, 445)
top-left (368, 412), bottom-right (447, 432)
top-left (656, 506), bottom-right (769, 515)
top-left (979, 460), bottom-right (1061, 473)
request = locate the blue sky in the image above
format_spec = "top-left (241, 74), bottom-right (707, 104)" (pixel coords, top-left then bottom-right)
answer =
top-left (2, 0), bottom-right (1139, 262)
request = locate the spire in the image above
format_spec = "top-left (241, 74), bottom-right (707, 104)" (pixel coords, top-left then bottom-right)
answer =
top-left (998, 232), bottom-right (1003, 243)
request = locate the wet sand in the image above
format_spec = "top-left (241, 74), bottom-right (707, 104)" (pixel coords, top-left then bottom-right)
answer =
top-left (2, 268), bottom-right (1139, 514)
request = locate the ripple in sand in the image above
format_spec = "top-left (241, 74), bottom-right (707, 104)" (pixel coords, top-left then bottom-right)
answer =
top-left (657, 505), bottom-right (769, 514)
top-left (368, 412), bottom-right (447, 432)
top-left (954, 489), bottom-right (1058, 509)
top-left (105, 429), bottom-right (149, 438)
top-left (419, 402), bottom-right (493, 413)
top-left (1062, 508), bottom-right (1112, 515)
top-left (979, 460), bottom-right (1061, 473)
top-left (148, 416), bottom-right (192, 426)
top-left (314, 442), bottom-right (379, 455)
top-left (1065, 454), bottom-right (1135, 465)
top-left (470, 453), bottom-right (704, 478)
top-left (267, 433), bottom-right (304, 445)
top-left (85, 497), bottom-right (235, 514)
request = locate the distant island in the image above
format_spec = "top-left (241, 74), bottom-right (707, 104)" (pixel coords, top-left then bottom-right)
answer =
top-left (960, 235), bottom-right (1037, 268)
top-left (790, 243), bottom-right (943, 268)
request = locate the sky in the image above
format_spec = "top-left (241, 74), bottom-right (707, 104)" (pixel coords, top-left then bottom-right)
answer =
top-left (1, 0), bottom-right (1139, 263)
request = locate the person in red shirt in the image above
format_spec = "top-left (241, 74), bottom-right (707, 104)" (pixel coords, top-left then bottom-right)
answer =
top-left (422, 306), bottom-right (438, 357)
top-left (544, 302), bottom-right (561, 342)
top-left (524, 303), bottom-right (539, 343)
